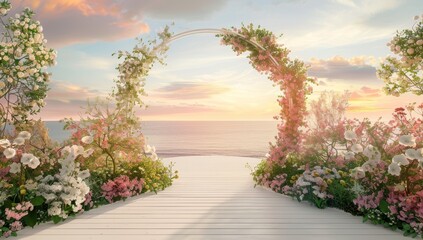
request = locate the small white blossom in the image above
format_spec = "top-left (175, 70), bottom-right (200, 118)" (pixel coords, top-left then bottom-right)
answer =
top-left (9, 162), bottom-right (21, 174)
top-left (144, 144), bottom-right (153, 153)
top-left (351, 143), bottom-right (363, 153)
top-left (13, 137), bottom-right (25, 146)
top-left (18, 131), bottom-right (31, 140)
top-left (0, 139), bottom-right (11, 148)
top-left (3, 148), bottom-right (16, 159)
top-left (351, 167), bottom-right (365, 179)
top-left (81, 136), bottom-right (93, 144)
top-left (344, 130), bottom-right (357, 141)
top-left (405, 149), bottom-right (419, 160)
top-left (343, 151), bottom-right (355, 160)
top-left (399, 134), bottom-right (416, 147)
top-left (82, 148), bottom-right (94, 158)
top-left (363, 145), bottom-right (381, 161)
top-left (388, 162), bottom-right (401, 176)
top-left (392, 154), bottom-right (409, 166)
top-left (78, 169), bottom-right (90, 180)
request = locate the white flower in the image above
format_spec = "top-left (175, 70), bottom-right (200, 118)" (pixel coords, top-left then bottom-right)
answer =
top-left (344, 130), bottom-right (357, 141)
top-left (3, 148), bottom-right (16, 159)
top-left (13, 137), bottom-right (25, 146)
top-left (296, 177), bottom-right (311, 187)
top-left (362, 160), bottom-right (378, 172)
top-left (21, 153), bottom-right (40, 169)
top-left (363, 145), bottom-right (381, 161)
top-left (144, 144), bottom-right (152, 153)
top-left (47, 202), bottom-right (62, 216)
top-left (151, 152), bottom-right (158, 161)
top-left (78, 169), bottom-right (90, 180)
top-left (399, 134), bottom-right (416, 147)
top-left (343, 151), bottom-right (355, 160)
top-left (25, 180), bottom-right (38, 191)
top-left (27, 156), bottom-right (40, 169)
top-left (394, 184), bottom-right (405, 191)
top-left (0, 139), bottom-right (10, 148)
top-left (351, 144), bottom-right (363, 153)
top-left (9, 162), bottom-right (21, 174)
top-left (415, 148), bottom-right (423, 161)
top-left (351, 167), bottom-right (365, 179)
top-left (81, 136), bottom-right (93, 144)
top-left (18, 131), bottom-right (31, 140)
top-left (405, 149), bottom-right (418, 160)
top-left (21, 153), bottom-right (35, 164)
top-left (388, 162), bottom-right (401, 176)
top-left (82, 148), bottom-right (94, 158)
top-left (392, 154), bottom-right (409, 166)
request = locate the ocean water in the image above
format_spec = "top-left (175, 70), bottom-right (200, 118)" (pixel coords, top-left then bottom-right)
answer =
top-left (45, 121), bottom-right (278, 158)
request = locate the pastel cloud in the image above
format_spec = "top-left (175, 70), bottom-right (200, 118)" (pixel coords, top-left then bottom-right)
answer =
top-left (46, 81), bottom-right (106, 103)
top-left (154, 82), bottom-right (230, 100)
top-left (308, 56), bottom-right (379, 83)
top-left (284, 0), bottom-right (408, 49)
top-left (11, 0), bottom-right (228, 47)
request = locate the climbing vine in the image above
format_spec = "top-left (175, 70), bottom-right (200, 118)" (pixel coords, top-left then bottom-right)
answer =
top-left (220, 24), bottom-right (315, 165)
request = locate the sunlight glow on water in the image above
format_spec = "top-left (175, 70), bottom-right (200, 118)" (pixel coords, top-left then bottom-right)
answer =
top-left (45, 121), bottom-right (278, 158)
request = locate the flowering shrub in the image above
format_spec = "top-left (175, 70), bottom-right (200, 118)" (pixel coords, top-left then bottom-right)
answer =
top-left (220, 24), bottom-right (316, 165)
top-left (101, 175), bottom-right (143, 203)
top-left (0, 129), bottom-right (93, 237)
top-left (253, 96), bottom-right (423, 237)
top-left (378, 14), bottom-right (423, 96)
top-left (0, 1), bottom-right (56, 134)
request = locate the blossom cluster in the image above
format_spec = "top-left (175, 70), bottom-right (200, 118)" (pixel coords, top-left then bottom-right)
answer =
top-left (101, 175), bottom-right (143, 203)
top-left (0, 3), bottom-right (56, 131)
top-left (220, 24), bottom-right (315, 165)
top-left (378, 14), bottom-right (423, 96)
top-left (36, 145), bottom-right (91, 219)
top-left (253, 101), bottom-right (423, 237)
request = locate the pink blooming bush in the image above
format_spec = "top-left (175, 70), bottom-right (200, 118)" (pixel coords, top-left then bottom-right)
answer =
top-left (220, 24), bottom-right (315, 165)
top-left (253, 99), bottom-right (423, 237)
top-left (101, 175), bottom-right (144, 203)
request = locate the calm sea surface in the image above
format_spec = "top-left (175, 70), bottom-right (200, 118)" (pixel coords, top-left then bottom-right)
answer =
top-left (45, 121), bottom-right (278, 158)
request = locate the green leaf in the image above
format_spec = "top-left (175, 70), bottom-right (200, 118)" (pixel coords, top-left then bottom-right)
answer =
top-left (363, 215), bottom-right (368, 223)
top-left (30, 196), bottom-right (45, 206)
top-left (11, 232), bottom-right (17, 237)
top-left (51, 216), bottom-right (62, 224)
top-left (22, 211), bottom-right (38, 228)
top-left (378, 200), bottom-right (389, 213)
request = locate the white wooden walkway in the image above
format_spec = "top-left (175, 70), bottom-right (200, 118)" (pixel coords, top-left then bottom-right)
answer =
top-left (17, 156), bottom-right (406, 240)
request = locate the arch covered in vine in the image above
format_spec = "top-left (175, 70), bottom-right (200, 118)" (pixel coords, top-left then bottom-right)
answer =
top-left (112, 24), bottom-right (315, 165)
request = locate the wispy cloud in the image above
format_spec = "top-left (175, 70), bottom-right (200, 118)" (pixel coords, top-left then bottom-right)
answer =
top-left (12, 0), bottom-right (228, 47)
top-left (154, 82), bottom-right (230, 100)
top-left (284, 0), bottom-right (408, 50)
top-left (308, 56), bottom-right (379, 83)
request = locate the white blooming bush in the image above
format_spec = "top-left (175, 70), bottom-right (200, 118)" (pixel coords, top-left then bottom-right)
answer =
top-left (0, 1), bottom-right (56, 134)
top-left (0, 130), bottom-right (93, 236)
top-left (36, 145), bottom-right (91, 221)
top-left (378, 14), bottom-right (423, 96)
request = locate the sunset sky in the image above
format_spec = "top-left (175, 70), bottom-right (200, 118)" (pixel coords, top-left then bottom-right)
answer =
top-left (11, 0), bottom-right (423, 121)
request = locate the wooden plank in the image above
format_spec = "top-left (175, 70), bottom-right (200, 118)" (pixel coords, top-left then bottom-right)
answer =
top-left (16, 156), bottom-right (406, 240)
